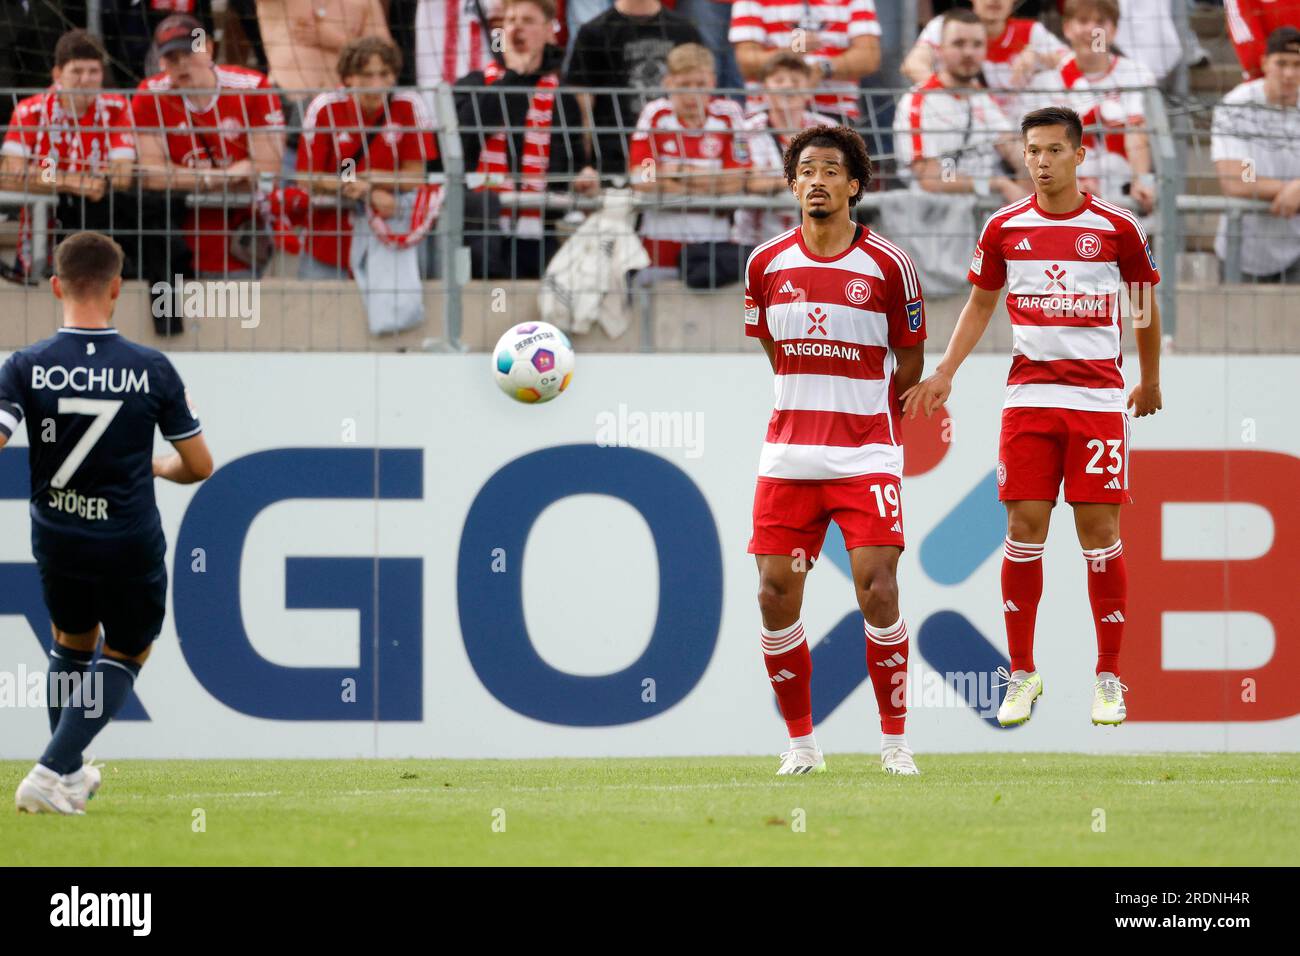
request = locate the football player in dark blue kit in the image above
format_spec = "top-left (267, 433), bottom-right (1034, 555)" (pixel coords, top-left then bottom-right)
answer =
top-left (1, 232), bottom-right (213, 814)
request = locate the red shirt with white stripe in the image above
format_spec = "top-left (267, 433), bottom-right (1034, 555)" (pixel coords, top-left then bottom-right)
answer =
top-left (745, 224), bottom-right (926, 481)
top-left (2, 89), bottom-right (136, 275)
top-left (297, 91), bottom-right (438, 269)
top-left (131, 66), bottom-right (284, 275)
top-left (2, 87), bottom-right (135, 173)
top-left (967, 193), bottom-right (1160, 414)
top-left (1225, 0), bottom-right (1300, 78)
top-left (415, 0), bottom-right (500, 89)
top-left (728, 0), bottom-right (882, 118)
top-left (1027, 53), bottom-right (1154, 190)
top-left (892, 73), bottom-right (1011, 182)
top-left (628, 96), bottom-right (750, 248)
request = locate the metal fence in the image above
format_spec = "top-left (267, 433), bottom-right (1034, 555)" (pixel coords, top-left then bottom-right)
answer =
top-left (2, 80), bottom-right (1297, 353)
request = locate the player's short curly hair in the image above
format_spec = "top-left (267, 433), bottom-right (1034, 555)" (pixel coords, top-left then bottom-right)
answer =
top-left (782, 125), bottom-right (872, 207)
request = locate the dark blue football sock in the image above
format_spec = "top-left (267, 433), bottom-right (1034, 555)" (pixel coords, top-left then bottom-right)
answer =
top-left (47, 643), bottom-right (95, 733)
top-left (40, 656), bottom-right (141, 776)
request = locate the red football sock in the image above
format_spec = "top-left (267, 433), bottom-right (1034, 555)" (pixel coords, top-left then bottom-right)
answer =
top-left (1002, 537), bottom-right (1045, 673)
top-left (1084, 540), bottom-right (1127, 675)
top-left (762, 621), bottom-right (812, 738)
top-left (864, 617), bottom-right (908, 735)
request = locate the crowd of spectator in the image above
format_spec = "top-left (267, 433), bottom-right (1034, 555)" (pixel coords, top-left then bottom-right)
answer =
top-left (3, 0), bottom-right (1300, 332)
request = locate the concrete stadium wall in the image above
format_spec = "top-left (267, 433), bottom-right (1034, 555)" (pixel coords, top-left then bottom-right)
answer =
top-left (2, 277), bottom-right (1298, 354)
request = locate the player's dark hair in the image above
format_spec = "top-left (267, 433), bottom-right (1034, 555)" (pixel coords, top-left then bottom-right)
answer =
top-left (54, 29), bottom-right (107, 69)
top-left (337, 36), bottom-right (403, 81)
top-left (1021, 105), bottom-right (1084, 149)
top-left (54, 232), bottom-right (124, 299)
top-left (761, 51), bottom-right (815, 81)
top-left (783, 125), bottom-right (872, 206)
top-left (942, 7), bottom-right (984, 34)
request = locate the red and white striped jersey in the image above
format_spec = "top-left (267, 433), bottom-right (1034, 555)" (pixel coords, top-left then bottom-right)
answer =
top-left (745, 224), bottom-right (926, 481)
top-left (967, 193), bottom-right (1160, 414)
top-left (629, 96), bottom-right (750, 245)
top-left (415, 0), bottom-right (500, 88)
top-left (1027, 53), bottom-right (1155, 190)
top-left (1, 87), bottom-right (135, 172)
top-left (917, 14), bottom-right (1066, 103)
top-left (729, 0), bottom-right (882, 118)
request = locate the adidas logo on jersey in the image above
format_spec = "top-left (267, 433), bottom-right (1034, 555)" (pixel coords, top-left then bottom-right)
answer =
top-left (770, 669), bottom-right (797, 683)
top-left (1104, 477), bottom-right (1123, 489)
top-left (890, 521), bottom-right (902, 533)
top-left (1015, 238), bottom-right (1032, 251)
top-left (875, 652), bottom-right (906, 668)
top-left (1101, 611), bottom-right (1126, 624)
top-left (779, 280), bottom-right (798, 296)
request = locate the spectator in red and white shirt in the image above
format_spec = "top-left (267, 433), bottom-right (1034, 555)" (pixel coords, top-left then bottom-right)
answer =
top-left (297, 36), bottom-right (438, 278)
top-left (902, 0), bottom-right (1067, 103)
top-left (131, 14), bottom-right (285, 278)
top-left (894, 9), bottom-right (1029, 204)
top-left (735, 52), bottom-right (836, 248)
top-left (0, 29), bottom-right (135, 276)
top-left (1228, 0), bottom-right (1300, 79)
top-left (629, 42), bottom-right (750, 282)
top-left (729, 0), bottom-right (882, 121)
top-left (1028, 0), bottom-right (1156, 212)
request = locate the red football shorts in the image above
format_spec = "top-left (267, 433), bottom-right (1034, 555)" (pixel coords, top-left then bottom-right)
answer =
top-left (998, 406), bottom-right (1132, 504)
top-left (748, 474), bottom-right (906, 562)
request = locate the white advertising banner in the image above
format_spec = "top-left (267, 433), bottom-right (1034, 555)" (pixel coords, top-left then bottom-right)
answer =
top-left (1, 353), bottom-right (1296, 757)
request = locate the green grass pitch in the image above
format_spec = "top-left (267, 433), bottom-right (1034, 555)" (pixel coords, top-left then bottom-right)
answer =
top-left (5, 754), bottom-right (1298, 866)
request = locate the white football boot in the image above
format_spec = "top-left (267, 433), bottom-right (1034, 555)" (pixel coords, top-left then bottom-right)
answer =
top-left (776, 747), bottom-right (827, 775)
top-left (16, 764), bottom-right (82, 815)
top-left (1092, 674), bottom-right (1128, 726)
top-left (61, 759), bottom-right (103, 812)
top-left (881, 744), bottom-right (921, 775)
top-left (996, 667), bottom-right (1044, 727)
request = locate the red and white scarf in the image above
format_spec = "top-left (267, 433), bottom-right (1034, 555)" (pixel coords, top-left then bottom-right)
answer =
top-left (475, 61), bottom-right (558, 238)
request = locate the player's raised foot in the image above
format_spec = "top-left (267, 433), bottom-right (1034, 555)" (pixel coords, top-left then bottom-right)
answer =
top-left (15, 764), bottom-right (82, 815)
top-left (1092, 673), bottom-right (1128, 726)
top-left (776, 748), bottom-right (827, 775)
top-left (61, 759), bottom-right (104, 812)
top-left (996, 667), bottom-right (1043, 727)
top-left (881, 744), bottom-right (920, 776)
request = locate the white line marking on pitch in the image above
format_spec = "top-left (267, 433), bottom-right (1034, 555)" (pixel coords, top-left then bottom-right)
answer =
top-left (117, 778), bottom-right (1293, 801)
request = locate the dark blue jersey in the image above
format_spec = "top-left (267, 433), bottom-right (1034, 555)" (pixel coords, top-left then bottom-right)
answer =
top-left (0, 327), bottom-right (201, 577)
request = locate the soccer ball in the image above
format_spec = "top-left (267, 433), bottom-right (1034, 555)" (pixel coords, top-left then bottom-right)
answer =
top-left (492, 322), bottom-right (575, 404)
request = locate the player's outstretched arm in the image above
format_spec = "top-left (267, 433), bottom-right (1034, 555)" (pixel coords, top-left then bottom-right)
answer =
top-left (901, 284), bottom-right (1001, 419)
top-left (1128, 287), bottom-right (1163, 418)
top-left (153, 434), bottom-right (214, 485)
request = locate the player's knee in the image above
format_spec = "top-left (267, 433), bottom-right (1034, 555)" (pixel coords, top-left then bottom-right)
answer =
top-left (856, 572), bottom-right (898, 616)
top-left (1078, 519), bottom-right (1119, 551)
top-left (1006, 514), bottom-right (1048, 543)
top-left (53, 627), bottom-right (100, 653)
top-left (757, 577), bottom-right (797, 621)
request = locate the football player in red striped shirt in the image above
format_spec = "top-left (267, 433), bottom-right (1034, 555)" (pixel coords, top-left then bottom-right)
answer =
top-left (903, 106), bottom-right (1163, 730)
top-left (746, 125), bottom-right (926, 776)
